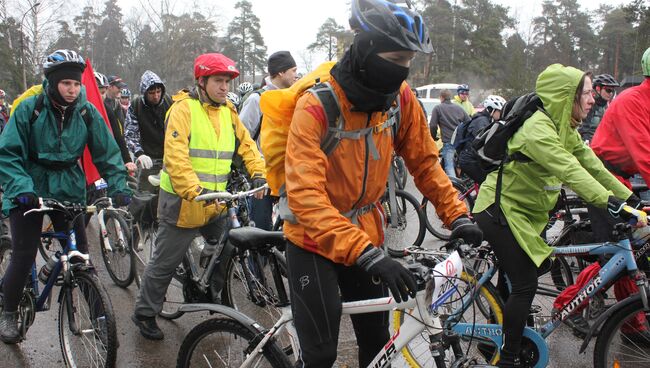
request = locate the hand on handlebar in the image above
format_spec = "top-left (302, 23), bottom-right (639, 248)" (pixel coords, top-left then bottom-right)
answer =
top-left (125, 162), bottom-right (137, 174)
top-left (251, 177), bottom-right (267, 199)
top-left (356, 245), bottom-right (417, 303)
top-left (608, 196), bottom-right (648, 226)
top-left (136, 154), bottom-right (153, 169)
top-left (12, 192), bottom-right (39, 210)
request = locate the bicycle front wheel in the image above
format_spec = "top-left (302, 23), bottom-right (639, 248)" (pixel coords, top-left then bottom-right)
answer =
top-left (384, 189), bottom-right (426, 258)
top-left (594, 297), bottom-right (650, 368)
top-left (176, 317), bottom-right (290, 368)
top-left (393, 273), bottom-right (504, 367)
top-left (99, 210), bottom-right (135, 288)
top-left (58, 270), bottom-right (118, 368)
top-left (134, 222), bottom-right (158, 288)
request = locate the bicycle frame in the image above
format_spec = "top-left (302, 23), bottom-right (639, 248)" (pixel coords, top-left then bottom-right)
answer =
top-left (239, 251), bottom-right (465, 368)
top-left (451, 236), bottom-right (650, 368)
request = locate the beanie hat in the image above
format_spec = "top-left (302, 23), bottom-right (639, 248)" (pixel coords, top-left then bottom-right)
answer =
top-left (268, 51), bottom-right (296, 76)
top-left (47, 64), bottom-right (83, 87)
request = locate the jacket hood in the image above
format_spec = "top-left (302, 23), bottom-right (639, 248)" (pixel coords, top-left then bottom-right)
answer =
top-left (139, 70), bottom-right (166, 96)
top-left (535, 63), bottom-right (584, 145)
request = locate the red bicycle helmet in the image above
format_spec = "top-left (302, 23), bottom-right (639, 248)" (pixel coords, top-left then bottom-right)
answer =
top-left (194, 53), bottom-right (240, 79)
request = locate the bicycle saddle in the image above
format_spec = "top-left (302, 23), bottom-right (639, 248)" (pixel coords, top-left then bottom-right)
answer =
top-left (228, 227), bottom-right (285, 251)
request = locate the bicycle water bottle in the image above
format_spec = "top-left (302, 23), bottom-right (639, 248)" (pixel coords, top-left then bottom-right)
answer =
top-left (38, 252), bottom-right (60, 284)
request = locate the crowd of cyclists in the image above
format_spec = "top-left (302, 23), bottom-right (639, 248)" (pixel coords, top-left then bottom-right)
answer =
top-left (0, 0), bottom-right (649, 367)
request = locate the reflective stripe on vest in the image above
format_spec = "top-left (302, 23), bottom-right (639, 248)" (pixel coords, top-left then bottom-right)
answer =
top-left (160, 99), bottom-right (235, 194)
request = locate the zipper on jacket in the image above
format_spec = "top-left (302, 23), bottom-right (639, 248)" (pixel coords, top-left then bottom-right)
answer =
top-left (351, 113), bottom-right (372, 210)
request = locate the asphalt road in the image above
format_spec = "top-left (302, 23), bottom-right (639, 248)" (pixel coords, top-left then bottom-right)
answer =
top-left (1, 177), bottom-right (600, 367)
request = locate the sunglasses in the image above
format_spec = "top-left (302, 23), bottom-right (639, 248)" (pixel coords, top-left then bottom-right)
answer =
top-left (459, 91), bottom-right (469, 95)
top-left (604, 88), bottom-right (615, 94)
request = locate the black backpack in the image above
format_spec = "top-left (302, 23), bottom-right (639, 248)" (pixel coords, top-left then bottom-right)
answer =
top-left (450, 118), bottom-right (473, 153)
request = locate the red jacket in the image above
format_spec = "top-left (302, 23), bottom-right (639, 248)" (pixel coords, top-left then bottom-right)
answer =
top-left (591, 78), bottom-right (650, 186)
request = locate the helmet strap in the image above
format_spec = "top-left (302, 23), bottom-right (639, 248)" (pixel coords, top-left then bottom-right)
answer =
top-left (197, 77), bottom-right (225, 107)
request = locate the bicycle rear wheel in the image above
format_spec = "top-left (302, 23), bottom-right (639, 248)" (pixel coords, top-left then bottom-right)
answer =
top-left (422, 181), bottom-right (474, 240)
top-left (58, 270), bottom-right (117, 368)
top-left (176, 317), bottom-right (290, 368)
top-left (99, 210), bottom-right (135, 288)
top-left (384, 189), bottom-right (426, 258)
top-left (133, 222), bottom-right (158, 288)
top-left (593, 297), bottom-right (650, 368)
top-left (393, 273), bottom-right (504, 367)
top-left (0, 235), bottom-right (11, 276)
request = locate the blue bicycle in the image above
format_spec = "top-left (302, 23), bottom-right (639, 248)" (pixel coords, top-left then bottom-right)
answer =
top-left (0, 198), bottom-right (118, 367)
top-left (449, 220), bottom-right (650, 368)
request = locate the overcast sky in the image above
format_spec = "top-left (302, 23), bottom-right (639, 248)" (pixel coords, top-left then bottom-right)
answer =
top-left (116, 0), bottom-right (635, 71)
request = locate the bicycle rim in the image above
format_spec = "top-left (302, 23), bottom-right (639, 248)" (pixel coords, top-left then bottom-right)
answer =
top-left (134, 223), bottom-right (157, 288)
top-left (423, 182), bottom-right (473, 241)
top-left (385, 190), bottom-right (425, 257)
top-left (100, 211), bottom-right (134, 288)
top-left (177, 317), bottom-right (289, 368)
top-left (58, 271), bottom-right (117, 368)
top-left (394, 272), bottom-right (504, 367)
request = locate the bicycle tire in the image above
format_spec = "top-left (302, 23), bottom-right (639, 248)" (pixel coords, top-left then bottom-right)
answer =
top-left (158, 257), bottom-right (189, 320)
top-left (0, 235), bottom-right (11, 277)
top-left (393, 272), bottom-right (504, 367)
top-left (393, 155), bottom-right (408, 190)
top-left (422, 181), bottom-right (474, 240)
top-left (593, 297), bottom-right (650, 368)
top-left (385, 189), bottom-right (426, 258)
top-left (58, 270), bottom-right (118, 368)
top-left (177, 317), bottom-right (291, 368)
top-left (39, 215), bottom-right (63, 261)
top-left (99, 210), bottom-right (135, 288)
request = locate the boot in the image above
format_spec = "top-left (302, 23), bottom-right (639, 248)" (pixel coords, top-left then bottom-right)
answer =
top-left (497, 348), bottom-right (521, 368)
top-left (0, 311), bottom-right (21, 344)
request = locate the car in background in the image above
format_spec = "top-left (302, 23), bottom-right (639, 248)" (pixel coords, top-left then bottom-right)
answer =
top-left (415, 83), bottom-right (460, 122)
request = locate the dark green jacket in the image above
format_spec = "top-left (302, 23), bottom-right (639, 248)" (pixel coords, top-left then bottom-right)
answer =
top-left (474, 64), bottom-right (631, 266)
top-left (0, 81), bottom-right (130, 213)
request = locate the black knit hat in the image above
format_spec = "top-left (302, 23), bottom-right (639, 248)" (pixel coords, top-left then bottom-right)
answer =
top-left (268, 51), bottom-right (296, 76)
top-left (47, 64), bottom-right (83, 87)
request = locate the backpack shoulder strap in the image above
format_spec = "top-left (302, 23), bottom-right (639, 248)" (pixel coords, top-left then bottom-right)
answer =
top-left (29, 94), bottom-right (45, 126)
top-left (307, 82), bottom-right (344, 156)
top-left (79, 105), bottom-right (92, 128)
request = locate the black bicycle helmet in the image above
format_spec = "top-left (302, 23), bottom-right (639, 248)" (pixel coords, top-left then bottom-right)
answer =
top-left (43, 49), bottom-right (85, 77)
top-left (349, 0), bottom-right (432, 54)
top-left (592, 73), bottom-right (619, 88)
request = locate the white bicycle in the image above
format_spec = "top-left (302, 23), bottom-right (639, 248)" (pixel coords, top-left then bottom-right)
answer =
top-left (175, 240), bottom-right (498, 368)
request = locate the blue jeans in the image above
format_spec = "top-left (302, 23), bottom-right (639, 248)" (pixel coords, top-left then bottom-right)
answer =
top-left (440, 143), bottom-right (457, 179)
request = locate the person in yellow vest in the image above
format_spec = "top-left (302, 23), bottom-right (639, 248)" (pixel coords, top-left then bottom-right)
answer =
top-left (132, 53), bottom-right (266, 340)
top-left (453, 84), bottom-right (476, 116)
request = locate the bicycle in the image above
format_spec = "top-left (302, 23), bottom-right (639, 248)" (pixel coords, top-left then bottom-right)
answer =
top-left (95, 197), bottom-right (135, 288)
top-left (434, 220), bottom-right (650, 368)
top-left (158, 183), bottom-right (268, 320)
top-left (176, 240), bottom-right (497, 368)
top-left (392, 153), bottom-right (408, 190)
top-left (0, 198), bottom-right (118, 367)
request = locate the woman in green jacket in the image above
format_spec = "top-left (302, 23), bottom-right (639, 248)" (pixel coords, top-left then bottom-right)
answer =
top-left (0, 49), bottom-right (131, 343)
top-left (473, 64), bottom-right (635, 367)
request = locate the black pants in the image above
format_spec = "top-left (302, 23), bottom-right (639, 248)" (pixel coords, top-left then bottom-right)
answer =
top-left (286, 242), bottom-right (389, 368)
top-left (474, 206), bottom-right (540, 354)
top-left (2, 208), bottom-right (88, 312)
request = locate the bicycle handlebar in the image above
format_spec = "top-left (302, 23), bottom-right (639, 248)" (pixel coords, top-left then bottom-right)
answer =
top-left (194, 184), bottom-right (268, 202)
top-left (24, 198), bottom-right (98, 217)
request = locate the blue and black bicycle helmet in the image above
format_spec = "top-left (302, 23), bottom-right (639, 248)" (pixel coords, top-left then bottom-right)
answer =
top-left (457, 84), bottom-right (470, 93)
top-left (43, 49), bottom-right (85, 77)
top-left (350, 0), bottom-right (432, 54)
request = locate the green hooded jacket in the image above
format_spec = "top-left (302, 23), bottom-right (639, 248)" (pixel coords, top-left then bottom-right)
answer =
top-left (0, 81), bottom-right (130, 213)
top-left (473, 64), bottom-right (631, 267)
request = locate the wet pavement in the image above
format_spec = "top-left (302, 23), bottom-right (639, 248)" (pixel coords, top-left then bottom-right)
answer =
top-left (1, 178), bottom-right (598, 367)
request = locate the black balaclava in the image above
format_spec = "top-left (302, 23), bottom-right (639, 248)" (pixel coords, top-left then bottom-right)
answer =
top-left (331, 31), bottom-right (410, 113)
top-left (46, 66), bottom-right (83, 107)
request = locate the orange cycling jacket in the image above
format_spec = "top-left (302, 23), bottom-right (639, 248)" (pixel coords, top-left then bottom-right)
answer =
top-left (284, 79), bottom-right (467, 266)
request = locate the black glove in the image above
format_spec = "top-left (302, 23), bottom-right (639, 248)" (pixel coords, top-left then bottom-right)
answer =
top-left (252, 177), bottom-right (267, 190)
top-left (450, 215), bottom-right (483, 247)
top-left (12, 192), bottom-right (39, 210)
top-left (112, 193), bottom-right (132, 207)
top-left (356, 245), bottom-right (417, 303)
top-left (198, 187), bottom-right (216, 205)
top-left (626, 194), bottom-right (642, 209)
top-left (607, 196), bottom-right (632, 220)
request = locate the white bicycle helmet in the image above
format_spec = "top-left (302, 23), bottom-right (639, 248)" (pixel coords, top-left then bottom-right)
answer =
top-left (237, 82), bottom-right (253, 95)
top-left (43, 49), bottom-right (85, 77)
top-left (226, 92), bottom-right (240, 106)
top-left (94, 72), bottom-right (109, 88)
top-left (483, 95), bottom-right (506, 111)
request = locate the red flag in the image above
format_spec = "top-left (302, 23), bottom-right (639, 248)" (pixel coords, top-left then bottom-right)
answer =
top-left (80, 59), bottom-right (113, 185)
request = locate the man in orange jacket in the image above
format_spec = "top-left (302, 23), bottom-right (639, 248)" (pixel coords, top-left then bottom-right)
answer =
top-left (283, 1), bottom-right (481, 366)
